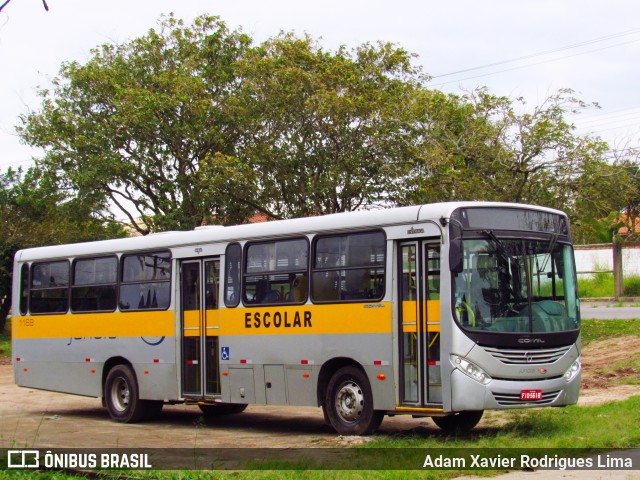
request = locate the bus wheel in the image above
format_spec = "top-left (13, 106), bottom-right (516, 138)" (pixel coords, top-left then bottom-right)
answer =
top-left (432, 411), bottom-right (483, 433)
top-left (104, 364), bottom-right (145, 423)
top-left (198, 403), bottom-right (247, 416)
top-left (324, 366), bottom-right (384, 435)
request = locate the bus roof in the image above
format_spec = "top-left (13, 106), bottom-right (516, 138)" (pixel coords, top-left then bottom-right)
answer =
top-left (14, 202), bottom-right (565, 262)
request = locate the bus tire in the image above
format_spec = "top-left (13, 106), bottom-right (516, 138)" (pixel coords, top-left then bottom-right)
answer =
top-left (104, 364), bottom-right (146, 423)
top-left (432, 410), bottom-right (483, 433)
top-left (324, 366), bottom-right (384, 435)
top-left (198, 403), bottom-right (247, 416)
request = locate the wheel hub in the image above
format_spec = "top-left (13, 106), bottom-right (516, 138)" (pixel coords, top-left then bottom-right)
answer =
top-left (335, 380), bottom-right (364, 422)
top-left (111, 377), bottom-right (130, 412)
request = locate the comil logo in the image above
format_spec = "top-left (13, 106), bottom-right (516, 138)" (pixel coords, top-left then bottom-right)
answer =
top-left (518, 338), bottom-right (545, 345)
top-left (7, 450), bottom-right (39, 468)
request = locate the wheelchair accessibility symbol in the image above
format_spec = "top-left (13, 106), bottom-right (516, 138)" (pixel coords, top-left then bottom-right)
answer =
top-left (221, 346), bottom-right (230, 361)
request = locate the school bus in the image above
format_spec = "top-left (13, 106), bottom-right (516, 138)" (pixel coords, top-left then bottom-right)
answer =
top-left (12, 202), bottom-right (581, 435)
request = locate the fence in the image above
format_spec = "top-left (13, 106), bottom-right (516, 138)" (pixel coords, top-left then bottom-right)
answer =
top-left (573, 242), bottom-right (640, 299)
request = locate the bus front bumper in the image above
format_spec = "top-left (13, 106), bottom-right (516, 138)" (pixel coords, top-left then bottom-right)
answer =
top-left (450, 369), bottom-right (581, 411)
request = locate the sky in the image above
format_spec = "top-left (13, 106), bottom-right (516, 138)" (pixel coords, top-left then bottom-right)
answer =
top-left (1, 0), bottom-right (639, 173)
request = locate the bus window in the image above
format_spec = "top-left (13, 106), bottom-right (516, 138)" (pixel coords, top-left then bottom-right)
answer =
top-left (243, 238), bottom-right (308, 305)
top-left (312, 231), bottom-right (385, 302)
top-left (30, 261), bottom-right (70, 314)
top-left (119, 251), bottom-right (171, 310)
top-left (19, 263), bottom-right (29, 315)
top-left (224, 243), bottom-right (241, 307)
top-left (71, 256), bottom-right (118, 313)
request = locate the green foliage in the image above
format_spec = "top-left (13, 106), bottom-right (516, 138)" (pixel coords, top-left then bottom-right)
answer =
top-left (17, 13), bottom-right (626, 235)
top-left (18, 14), bottom-right (253, 233)
top-left (0, 167), bottom-right (125, 329)
top-left (577, 271), bottom-right (614, 298)
top-left (581, 319), bottom-right (640, 345)
top-left (623, 276), bottom-right (640, 296)
top-left (394, 88), bottom-right (611, 215)
top-left (0, 317), bottom-right (9, 361)
top-left (228, 34), bottom-right (425, 218)
top-left (572, 212), bottom-right (625, 245)
top-left (577, 272), bottom-right (640, 298)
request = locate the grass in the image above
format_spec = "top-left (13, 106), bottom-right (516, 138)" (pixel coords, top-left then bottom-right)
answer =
top-left (580, 319), bottom-right (640, 345)
top-left (577, 272), bottom-right (640, 298)
top-left (1, 397), bottom-right (639, 479)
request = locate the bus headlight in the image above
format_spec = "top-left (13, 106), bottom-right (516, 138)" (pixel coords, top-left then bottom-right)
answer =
top-left (563, 358), bottom-right (581, 382)
top-left (451, 355), bottom-right (492, 385)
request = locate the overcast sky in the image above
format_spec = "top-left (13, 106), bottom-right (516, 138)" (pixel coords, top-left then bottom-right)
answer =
top-left (1, 0), bottom-right (639, 172)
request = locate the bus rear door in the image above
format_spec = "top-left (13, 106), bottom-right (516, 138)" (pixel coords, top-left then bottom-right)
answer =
top-left (180, 258), bottom-right (221, 401)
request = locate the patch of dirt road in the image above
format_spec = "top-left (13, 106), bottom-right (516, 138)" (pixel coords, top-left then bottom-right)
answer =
top-left (0, 336), bottom-right (637, 450)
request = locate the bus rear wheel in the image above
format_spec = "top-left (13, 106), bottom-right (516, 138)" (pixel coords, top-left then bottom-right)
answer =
top-left (432, 410), bottom-right (483, 433)
top-left (324, 366), bottom-right (384, 435)
top-left (104, 364), bottom-right (146, 423)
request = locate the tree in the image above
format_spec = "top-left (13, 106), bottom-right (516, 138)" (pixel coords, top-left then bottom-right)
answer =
top-left (393, 88), bottom-right (511, 204)
top-left (17, 13), bottom-right (626, 241)
top-left (216, 34), bottom-right (426, 219)
top-left (18, 14), bottom-right (253, 233)
top-left (0, 168), bottom-right (124, 332)
top-left (397, 87), bottom-right (616, 229)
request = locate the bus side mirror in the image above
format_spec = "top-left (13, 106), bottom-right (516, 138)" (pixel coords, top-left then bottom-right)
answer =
top-left (449, 219), bottom-right (463, 273)
top-left (450, 239), bottom-right (463, 273)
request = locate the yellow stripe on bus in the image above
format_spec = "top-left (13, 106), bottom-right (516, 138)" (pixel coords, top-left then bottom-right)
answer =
top-left (402, 300), bottom-right (441, 332)
top-left (219, 302), bottom-right (392, 336)
top-left (13, 310), bottom-right (175, 339)
top-left (13, 302), bottom-right (394, 339)
top-left (183, 309), bottom-right (220, 337)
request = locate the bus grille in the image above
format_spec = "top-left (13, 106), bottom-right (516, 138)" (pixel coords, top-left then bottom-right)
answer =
top-left (492, 390), bottom-right (561, 406)
top-left (483, 346), bottom-right (571, 365)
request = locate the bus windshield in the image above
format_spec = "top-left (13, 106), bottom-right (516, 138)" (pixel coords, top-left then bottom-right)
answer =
top-left (453, 237), bottom-right (579, 333)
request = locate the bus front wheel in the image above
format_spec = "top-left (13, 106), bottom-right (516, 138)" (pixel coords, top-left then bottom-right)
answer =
top-left (104, 364), bottom-right (146, 423)
top-left (432, 410), bottom-right (483, 433)
top-left (324, 366), bottom-right (384, 435)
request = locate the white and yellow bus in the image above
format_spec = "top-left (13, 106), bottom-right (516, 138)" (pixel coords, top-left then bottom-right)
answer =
top-left (12, 202), bottom-right (581, 435)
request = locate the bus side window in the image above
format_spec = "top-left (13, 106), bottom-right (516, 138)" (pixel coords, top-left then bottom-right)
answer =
top-left (30, 261), bottom-right (70, 314)
top-left (311, 230), bottom-right (385, 303)
top-left (71, 256), bottom-right (118, 313)
top-left (242, 239), bottom-right (309, 306)
top-left (119, 251), bottom-right (171, 311)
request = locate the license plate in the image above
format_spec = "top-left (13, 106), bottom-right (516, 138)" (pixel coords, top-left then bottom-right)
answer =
top-left (520, 389), bottom-right (543, 401)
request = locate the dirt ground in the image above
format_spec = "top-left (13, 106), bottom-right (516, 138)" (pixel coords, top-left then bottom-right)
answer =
top-left (578, 336), bottom-right (640, 406)
top-left (0, 336), bottom-right (638, 450)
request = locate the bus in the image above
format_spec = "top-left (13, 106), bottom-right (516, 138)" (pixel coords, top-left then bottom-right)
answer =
top-left (11, 202), bottom-right (581, 435)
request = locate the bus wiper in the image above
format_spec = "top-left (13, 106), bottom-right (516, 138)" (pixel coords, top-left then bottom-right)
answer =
top-left (539, 233), bottom-right (558, 273)
top-left (547, 233), bottom-right (558, 254)
top-left (483, 230), bottom-right (506, 254)
top-left (483, 229), bottom-right (514, 265)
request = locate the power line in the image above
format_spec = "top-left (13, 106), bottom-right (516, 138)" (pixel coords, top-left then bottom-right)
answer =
top-left (431, 27), bottom-right (640, 79)
top-left (429, 38), bottom-right (640, 87)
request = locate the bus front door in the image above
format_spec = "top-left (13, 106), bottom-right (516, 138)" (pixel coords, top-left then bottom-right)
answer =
top-left (180, 258), bottom-right (221, 401)
top-left (399, 241), bottom-right (442, 407)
